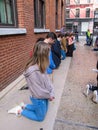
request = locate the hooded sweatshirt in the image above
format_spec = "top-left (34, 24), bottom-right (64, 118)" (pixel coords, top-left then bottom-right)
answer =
top-left (23, 64), bottom-right (55, 99)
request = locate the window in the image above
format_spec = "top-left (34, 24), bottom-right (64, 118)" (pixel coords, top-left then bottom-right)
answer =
top-left (74, 0), bottom-right (80, 4)
top-left (66, 9), bottom-right (70, 18)
top-left (66, 0), bottom-right (70, 5)
top-left (55, 0), bottom-right (58, 29)
top-left (77, 0), bottom-right (80, 4)
top-left (95, 8), bottom-right (98, 14)
top-left (76, 9), bottom-right (80, 18)
top-left (86, 8), bottom-right (90, 17)
top-left (0, 0), bottom-right (17, 27)
top-left (34, 0), bottom-right (45, 28)
top-left (87, 0), bottom-right (91, 3)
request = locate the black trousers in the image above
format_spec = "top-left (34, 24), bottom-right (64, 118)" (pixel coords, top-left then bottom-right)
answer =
top-left (66, 44), bottom-right (74, 57)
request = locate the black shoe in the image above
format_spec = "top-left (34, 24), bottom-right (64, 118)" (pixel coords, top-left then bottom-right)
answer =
top-left (19, 84), bottom-right (28, 90)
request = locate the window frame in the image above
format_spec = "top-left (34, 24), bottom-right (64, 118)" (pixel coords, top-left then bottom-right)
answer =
top-left (77, 0), bottom-right (80, 4)
top-left (66, 0), bottom-right (70, 5)
top-left (66, 9), bottom-right (70, 18)
top-left (0, 0), bottom-right (18, 28)
top-left (34, 0), bottom-right (45, 29)
top-left (55, 0), bottom-right (58, 29)
top-left (75, 8), bottom-right (80, 18)
top-left (74, 0), bottom-right (80, 4)
top-left (86, 8), bottom-right (90, 17)
top-left (87, 0), bottom-right (91, 3)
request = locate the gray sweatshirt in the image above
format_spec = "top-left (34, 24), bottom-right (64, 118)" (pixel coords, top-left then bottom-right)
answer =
top-left (24, 64), bottom-right (55, 99)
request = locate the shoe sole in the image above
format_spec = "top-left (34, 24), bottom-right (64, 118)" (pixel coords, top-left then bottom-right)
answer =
top-left (92, 92), bottom-right (98, 104)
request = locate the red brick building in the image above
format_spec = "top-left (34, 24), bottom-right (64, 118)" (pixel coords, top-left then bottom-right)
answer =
top-left (65, 0), bottom-right (98, 34)
top-left (0, 0), bottom-right (65, 91)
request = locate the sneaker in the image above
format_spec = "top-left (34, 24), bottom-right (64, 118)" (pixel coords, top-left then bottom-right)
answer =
top-left (92, 90), bottom-right (98, 103)
top-left (84, 84), bottom-right (92, 96)
top-left (19, 102), bottom-right (26, 109)
top-left (92, 69), bottom-right (98, 73)
top-left (8, 105), bottom-right (22, 116)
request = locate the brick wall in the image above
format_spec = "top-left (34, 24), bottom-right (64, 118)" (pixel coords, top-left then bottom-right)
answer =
top-left (0, 0), bottom-right (65, 91)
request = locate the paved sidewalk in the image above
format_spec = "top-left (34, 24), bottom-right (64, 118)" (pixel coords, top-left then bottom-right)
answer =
top-left (0, 56), bottom-right (71, 130)
top-left (0, 36), bottom-right (98, 130)
top-left (54, 39), bottom-right (98, 130)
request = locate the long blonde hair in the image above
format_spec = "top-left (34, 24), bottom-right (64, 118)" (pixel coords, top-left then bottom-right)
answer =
top-left (25, 41), bottom-right (50, 73)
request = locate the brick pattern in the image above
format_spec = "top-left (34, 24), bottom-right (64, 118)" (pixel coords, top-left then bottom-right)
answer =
top-left (0, 0), bottom-right (65, 91)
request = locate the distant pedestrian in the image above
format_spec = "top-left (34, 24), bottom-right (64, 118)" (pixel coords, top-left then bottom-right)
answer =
top-left (60, 25), bottom-right (66, 34)
top-left (85, 29), bottom-right (91, 45)
top-left (92, 34), bottom-right (98, 51)
top-left (74, 30), bottom-right (79, 42)
top-left (8, 41), bottom-right (55, 121)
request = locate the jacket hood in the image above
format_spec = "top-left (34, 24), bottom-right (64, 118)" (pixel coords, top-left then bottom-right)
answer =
top-left (23, 64), bottom-right (39, 77)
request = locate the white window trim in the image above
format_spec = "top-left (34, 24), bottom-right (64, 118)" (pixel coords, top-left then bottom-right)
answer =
top-left (56, 29), bottom-right (60, 32)
top-left (0, 28), bottom-right (27, 35)
top-left (34, 28), bottom-right (50, 33)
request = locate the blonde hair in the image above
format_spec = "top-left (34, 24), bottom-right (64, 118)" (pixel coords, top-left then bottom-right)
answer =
top-left (25, 41), bottom-right (50, 73)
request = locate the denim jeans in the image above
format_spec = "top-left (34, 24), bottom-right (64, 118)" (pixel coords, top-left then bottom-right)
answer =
top-left (21, 96), bottom-right (48, 121)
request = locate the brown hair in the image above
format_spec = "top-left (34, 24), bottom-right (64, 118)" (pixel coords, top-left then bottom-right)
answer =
top-left (25, 41), bottom-right (50, 73)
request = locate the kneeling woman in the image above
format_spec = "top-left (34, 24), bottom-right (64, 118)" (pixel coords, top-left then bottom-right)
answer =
top-left (23, 41), bottom-right (55, 121)
top-left (10, 41), bottom-right (55, 121)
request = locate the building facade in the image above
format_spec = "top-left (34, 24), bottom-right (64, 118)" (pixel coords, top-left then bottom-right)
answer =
top-left (65, 0), bottom-right (98, 35)
top-left (0, 0), bottom-right (65, 91)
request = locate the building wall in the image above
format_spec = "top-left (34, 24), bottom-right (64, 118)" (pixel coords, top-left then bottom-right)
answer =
top-left (68, 0), bottom-right (94, 18)
top-left (66, 0), bottom-right (98, 34)
top-left (0, 0), bottom-right (65, 91)
top-left (67, 0), bottom-right (98, 18)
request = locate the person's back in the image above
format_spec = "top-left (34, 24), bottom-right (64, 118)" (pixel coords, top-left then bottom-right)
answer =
top-left (75, 30), bottom-right (79, 42)
top-left (86, 29), bottom-right (90, 38)
top-left (66, 33), bottom-right (74, 57)
top-left (86, 29), bottom-right (91, 45)
top-left (51, 40), bottom-right (61, 68)
top-left (44, 32), bottom-right (61, 68)
top-left (57, 33), bottom-right (66, 60)
top-left (92, 35), bottom-right (98, 51)
top-left (44, 32), bottom-right (57, 73)
top-left (61, 36), bottom-right (67, 52)
top-left (95, 36), bottom-right (98, 47)
top-left (60, 25), bottom-right (66, 34)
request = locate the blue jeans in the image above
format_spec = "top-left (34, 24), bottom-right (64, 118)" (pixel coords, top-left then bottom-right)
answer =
top-left (21, 97), bottom-right (48, 121)
top-left (86, 37), bottom-right (91, 45)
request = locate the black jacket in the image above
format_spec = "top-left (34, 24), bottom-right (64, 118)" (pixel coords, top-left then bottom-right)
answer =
top-left (51, 40), bottom-right (61, 68)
